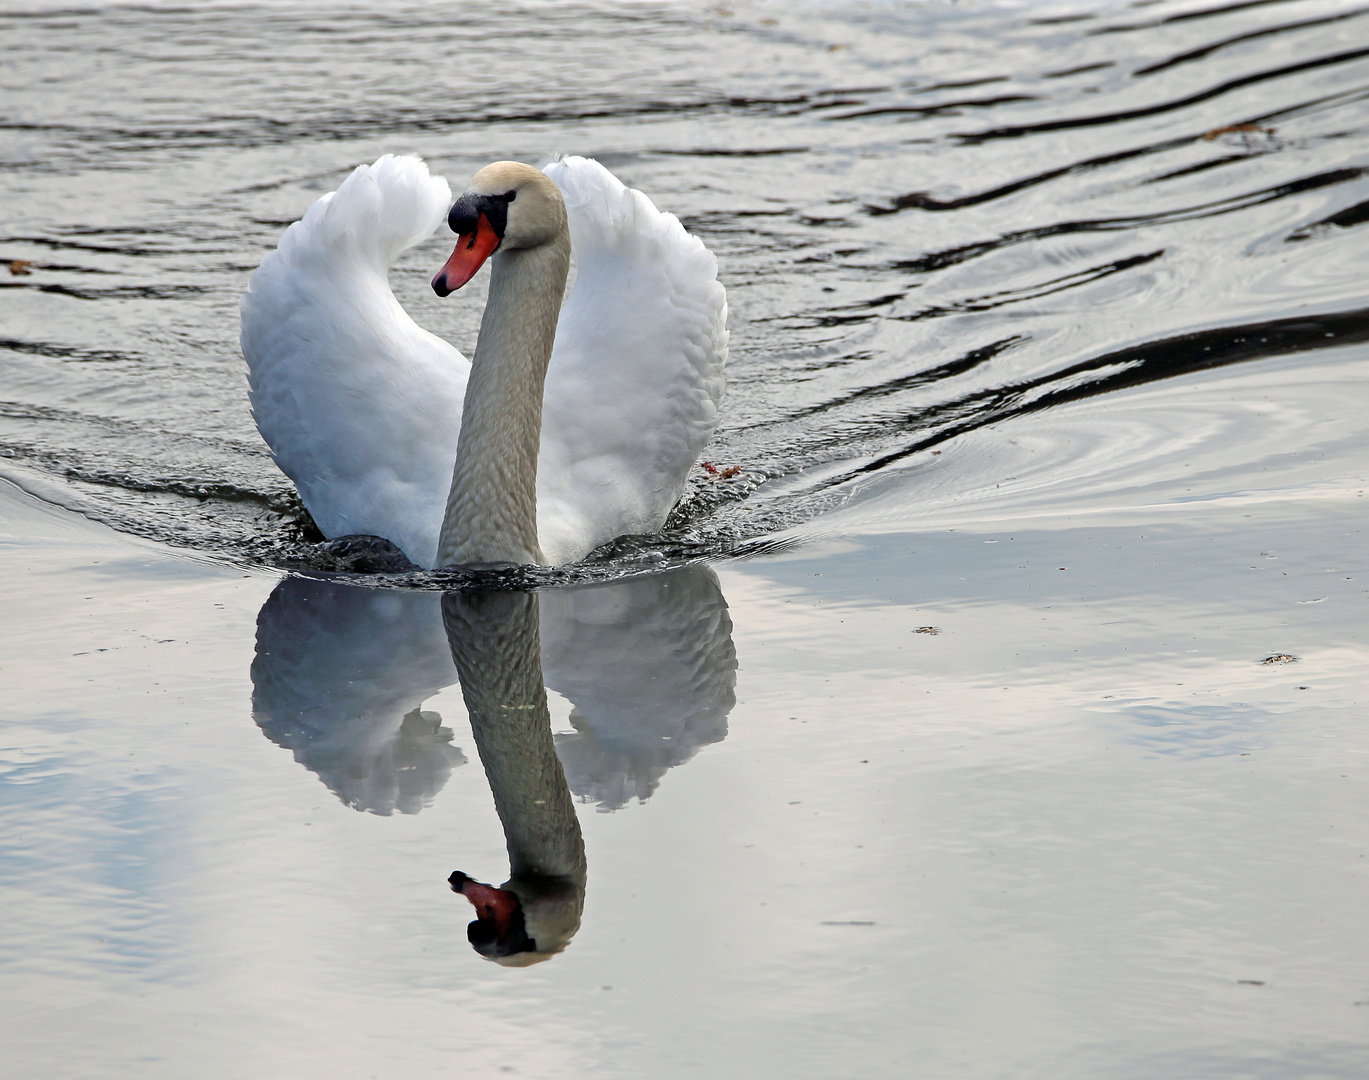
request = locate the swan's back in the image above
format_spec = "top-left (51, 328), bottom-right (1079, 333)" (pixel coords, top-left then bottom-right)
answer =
top-left (241, 155), bottom-right (467, 567)
top-left (537, 157), bottom-right (729, 564)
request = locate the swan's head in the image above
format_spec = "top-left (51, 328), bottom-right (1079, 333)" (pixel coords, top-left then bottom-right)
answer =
top-left (449, 869), bottom-right (584, 967)
top-left (432, 161), bottom-right (567, 297)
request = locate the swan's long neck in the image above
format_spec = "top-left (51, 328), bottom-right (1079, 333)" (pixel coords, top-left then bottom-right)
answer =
top-left (436, 234), bottom-right (571, 567)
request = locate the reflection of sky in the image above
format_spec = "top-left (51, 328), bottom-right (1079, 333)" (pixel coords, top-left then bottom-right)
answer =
top-left (1115, 703), bottom-right (1274, 759)
top-left (0, 732), bottom-right (189, 981)
top-left (5, 484), bottom-right (1369, 1075)
top-left (1101, 1046), bottom-right (1369, 1080)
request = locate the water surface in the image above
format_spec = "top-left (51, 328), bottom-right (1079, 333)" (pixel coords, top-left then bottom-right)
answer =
top-left (2, 1), bottom-right (1369, 1076)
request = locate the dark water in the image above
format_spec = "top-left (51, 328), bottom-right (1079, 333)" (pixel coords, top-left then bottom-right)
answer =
top-left (3, 0), bottom-right (1367, 573)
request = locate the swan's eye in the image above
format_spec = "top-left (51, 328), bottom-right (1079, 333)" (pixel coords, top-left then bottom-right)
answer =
top-left (503, 190), bottom-right (516, 202)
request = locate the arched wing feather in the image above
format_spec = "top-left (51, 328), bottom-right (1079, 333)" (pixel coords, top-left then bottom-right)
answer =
top-left (536, 157), bottom-right (728, 564)
top-left (240, 155), bottom-right (466, 568)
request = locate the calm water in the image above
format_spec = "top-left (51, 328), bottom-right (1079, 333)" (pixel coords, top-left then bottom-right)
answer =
top-left (3, 0), bottom-right (1369, 1076)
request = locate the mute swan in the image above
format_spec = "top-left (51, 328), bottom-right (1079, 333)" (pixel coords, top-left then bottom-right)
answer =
top-left (241, 154), bottom-right (728, 568)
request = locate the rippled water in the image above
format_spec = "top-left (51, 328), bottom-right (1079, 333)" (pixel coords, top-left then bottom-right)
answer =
top-left (3, 0), bottom-right (1366, 571)
top-left (4, 1), bottom-right (1369, 1077)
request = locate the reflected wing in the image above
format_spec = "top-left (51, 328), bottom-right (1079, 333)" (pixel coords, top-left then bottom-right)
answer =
top-left (251, 577), bottom-right (463, 815)
top-left (536, 157), bottom-right (729, 565)
top-left (538, 565), bottom-right (737, 808)
top-left (241, 155), bottom-right (467, 568)
top-left (250, 565), bottom-right (736, 815)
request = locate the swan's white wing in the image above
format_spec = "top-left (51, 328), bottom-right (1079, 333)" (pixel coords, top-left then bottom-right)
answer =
top-left (537, 157), bottom-right (728, 565)
top-left (241, 155), bottom-right (466, 568)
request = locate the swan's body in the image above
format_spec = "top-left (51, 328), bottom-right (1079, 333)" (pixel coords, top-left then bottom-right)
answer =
top-left (241, 154), bottom-right (727, 568)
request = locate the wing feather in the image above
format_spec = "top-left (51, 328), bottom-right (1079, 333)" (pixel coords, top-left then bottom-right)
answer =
top-left (241, 155), bottom-right (466, 567)
top-left (537, 157), bottom-right (728, 564)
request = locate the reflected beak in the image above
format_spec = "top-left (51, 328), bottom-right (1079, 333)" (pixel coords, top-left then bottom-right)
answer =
top-left (432, 213), bottom-right (501, 296)
top-left (449, 870), bottom-right (520, 940)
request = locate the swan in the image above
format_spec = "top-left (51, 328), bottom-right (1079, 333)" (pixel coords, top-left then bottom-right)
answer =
top-left (240, 154), bottom-right (728, 568)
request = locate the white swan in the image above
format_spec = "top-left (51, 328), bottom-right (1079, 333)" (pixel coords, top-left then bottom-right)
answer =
top-left (241, 154), bottom-right (728, 568)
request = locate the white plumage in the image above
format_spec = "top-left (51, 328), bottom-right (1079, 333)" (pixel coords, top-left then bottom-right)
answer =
top-left (241, 154), bottom-right (728, 568)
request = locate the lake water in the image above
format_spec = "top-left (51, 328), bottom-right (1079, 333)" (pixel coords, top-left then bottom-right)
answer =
top-left (3, 0), bottom-right (1369, 1076)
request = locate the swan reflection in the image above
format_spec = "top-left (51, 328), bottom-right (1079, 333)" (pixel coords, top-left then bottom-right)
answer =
top-left (541, 568), bottom-right (736, 809)
top-left (442, 589), bottom-right (584, 964)
top-left (252, 585), bottom-right (462, 816)
top-left (250, 566), bottom-right (736, 962)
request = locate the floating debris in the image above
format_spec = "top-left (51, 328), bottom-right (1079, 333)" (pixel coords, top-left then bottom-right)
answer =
top-left (1261, 654), bottom-right (1298, 664)
top-left (700, 461), bottom-right (742, 481)
top-left (915, 626), bottom-right (939, 635)
top-left (1202, 123), bottom-right (1274, 141)
top-left (9, 259), bottom-right (33, 276)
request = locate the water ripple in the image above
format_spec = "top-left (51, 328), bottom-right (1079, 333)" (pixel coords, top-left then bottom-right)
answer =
top-left (0, 0), bottom-right (1366, 577)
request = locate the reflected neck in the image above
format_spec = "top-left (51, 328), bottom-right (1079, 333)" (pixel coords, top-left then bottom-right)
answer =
top-left (436, 234), bottom-right (570, 567)
top-left (441, 590), bottom-right (586, 884)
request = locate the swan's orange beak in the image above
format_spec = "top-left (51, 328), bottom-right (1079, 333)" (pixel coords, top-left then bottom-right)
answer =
top-left (432, 213), bottom-right (501, 296)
